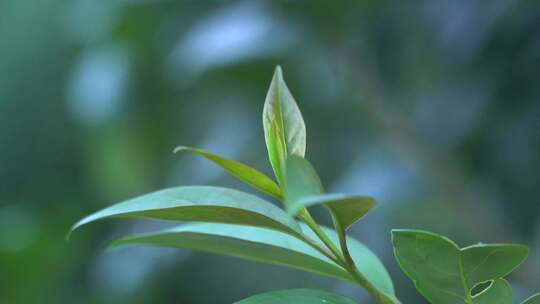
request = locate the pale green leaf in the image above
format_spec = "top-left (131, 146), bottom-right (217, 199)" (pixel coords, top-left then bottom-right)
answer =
top-left (392, 229), bottom-right (529, 304)
top-left (174, 146), bottom-right (282, 199)
top-left (473, 279), bottom-right (513, 304)
top-left (234, 289), bottom-right (357, 304)
top-left (111, 222), bottom-right (353, 283)
top-left (110, 222), bottom-right (396, 299)
top-left (69, 186), bottom-right (300, 238)
top-left (284, 155), bottom-right (324, 205)
top-left (523, 294), bottom-right (540, 304)
top-left (263, 66), bottom-right (306, 184)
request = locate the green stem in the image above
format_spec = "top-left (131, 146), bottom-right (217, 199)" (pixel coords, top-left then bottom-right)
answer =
top-left (298, 209), bottom-right (347, 266)
top-left (299, 208), bottom-right (401, 304)
top-left (298, 234), bottom-right (342, 266)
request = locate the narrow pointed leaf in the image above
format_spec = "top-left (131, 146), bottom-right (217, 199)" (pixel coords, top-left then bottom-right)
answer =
top-left (392, 229), bottom-right (530, 304)
top-left (234, 289), bottom-right (357, 304)
top-left (111, 223), bottom-right (353, 283)
top-left (174, 146), bottom-right (282, 199)
top-left (110, 222), bottom-right (396, 299)
top-left (69, 186), bottom-right (300, 238)
top-left (473, 279), bottom-right (513, 304)
top-left (523, 294), bottom-right (540, 304)
top-left (263, 66), bottom-right (306, 184)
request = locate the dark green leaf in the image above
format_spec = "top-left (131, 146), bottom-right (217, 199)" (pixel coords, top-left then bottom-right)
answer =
top-left (174, 146), bottom-right (282, 199)
top-left (234, 289), bottom-right (357, 304)
top-left (462, 243), bottom-right (530, 287)
top-left (69, 186), bottom-right (300, 238)
top-left (288, 193), bottom-right (375, 230)
top-left (392, 229), bottom-right (529, 304)
top-left (263, 66), bottom-right (306, 184)
top-left (523, 294), bottom-right (540, 304)
top-left (473, 279), bottom-right (513, 304)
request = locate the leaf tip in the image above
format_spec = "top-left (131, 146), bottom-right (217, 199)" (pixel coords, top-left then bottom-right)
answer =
top-left (274, 65), bottom-right (283, 77)
top-left (173, 145), bottom-right (188, 154)
top-left (106, 239), bottom-right (125, 252)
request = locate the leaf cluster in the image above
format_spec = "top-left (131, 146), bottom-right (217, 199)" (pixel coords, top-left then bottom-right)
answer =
top-left (70, 67), bottom-right (538, 304)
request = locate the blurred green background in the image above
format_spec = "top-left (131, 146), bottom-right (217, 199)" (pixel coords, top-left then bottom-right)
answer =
top-left (1, 1), bottom-right (539, 303)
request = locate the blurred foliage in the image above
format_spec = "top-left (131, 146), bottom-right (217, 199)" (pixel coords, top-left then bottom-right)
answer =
top-left (1, 1), bottom-right (539, 303)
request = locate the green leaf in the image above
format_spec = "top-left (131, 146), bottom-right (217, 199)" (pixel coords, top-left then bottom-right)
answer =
top-left (392, 229), bottom-right (529, 304)
top-left (173, 146), bottom-right (282, 199)
top-left (339, 228), bottom-right (396, 303)
top-left (284, 155), bottom-right (377, 280)
top-left (234, 289), bottom-right (357, 304)
top-left (523, 294), bottom-right (540, 304)
top-left (285, 156), bottom-right (375, 229)
top-left (263, 66), bottom-right (306, 184)
top-left (110, 222), bottom-right (396, 298)
top-left (69, 186), bottom-right (300, 239)
top-left (284, 155), bottom-right (324, 205)
top-left (473, 279), bottom-right (513, 304)
top-left (289, 193), bottom-right (375, 229)
top-left (462, 243), bottom-right (530, 287)
top-left (111, 222), bottom-right (353, 283)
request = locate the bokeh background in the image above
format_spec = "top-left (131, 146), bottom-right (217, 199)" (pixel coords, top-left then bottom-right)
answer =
top-left (1, 1), bottom-right (540, 303)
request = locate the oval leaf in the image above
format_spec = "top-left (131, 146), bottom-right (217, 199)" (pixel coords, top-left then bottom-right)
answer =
top-left (473, 279), bottom-right (513, 304)
top-left (462, 243), bottom-right (529, 287)
top-left (523, 294), bottom-right (540, 304)
top-left (174, 146), bottom-right (282, 199)
top-left (234, 289), bottom-right (357, 304)
top-left (392, 229), bottom-right (529, 304)
top-left (69, 186), bottom-right (300, 238)
top-left (263, 66), bottom-right (306, 184)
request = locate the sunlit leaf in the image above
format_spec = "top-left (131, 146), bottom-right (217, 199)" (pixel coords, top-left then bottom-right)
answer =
top-left (69, 186), bottom-right (300, 238)
top-left (523, 293), bottom-right (540, 304)
top-left (263, 66), bottom-right (306, 184)
top-left (392, 229), bottom-right (529, 304)
top-left (174, 146), bottom-right (282, 199)
top-left (473, 279), bottom-right (513, 304)
top-left (110, 222), bottom-right (396, 298)
top-left (111, 222), bottom-right (353, 283)
top-left (234, 289), bottom-right (357, 304)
